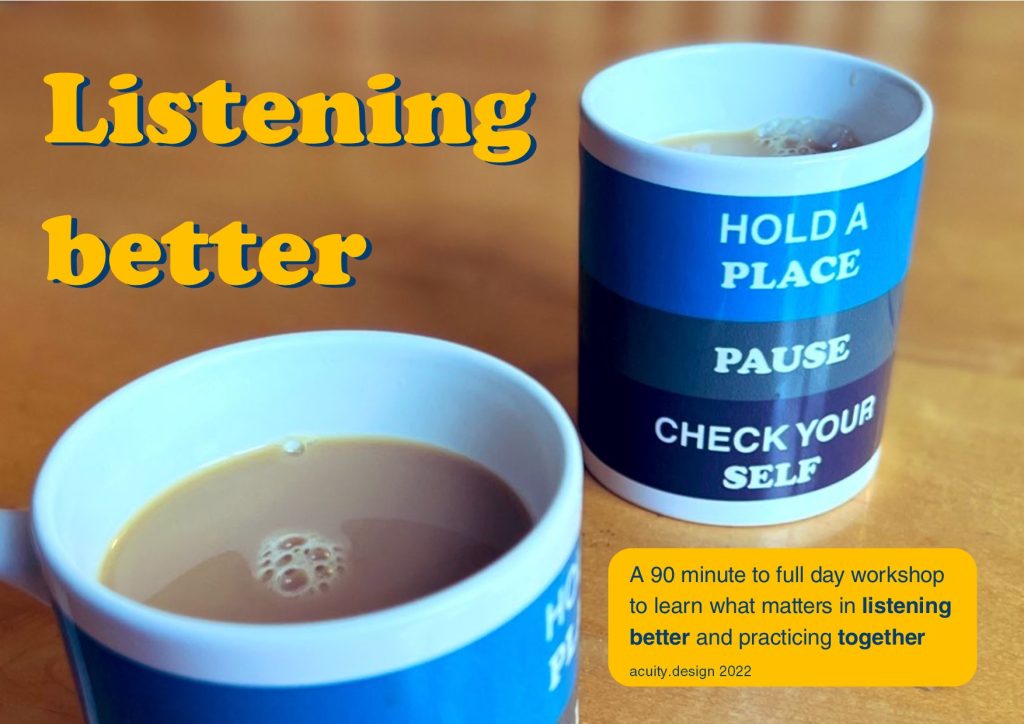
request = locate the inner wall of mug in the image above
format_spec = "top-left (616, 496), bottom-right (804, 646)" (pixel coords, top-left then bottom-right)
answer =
top-left (37, 333), bottom-right (568, 578)
top-left (584, 43), bottom-right (923, 144)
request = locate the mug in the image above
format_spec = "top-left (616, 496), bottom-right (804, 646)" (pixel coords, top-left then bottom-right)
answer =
top-left (578, 43), bottom-right (933, 526)
top-left (0, 331), bottom-right (582, 723)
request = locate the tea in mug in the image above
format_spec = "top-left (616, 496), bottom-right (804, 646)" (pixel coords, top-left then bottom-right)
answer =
top-left (661, 117), bottom-right (861, 156)
top-left (101, 438), bottom-right (533, 623)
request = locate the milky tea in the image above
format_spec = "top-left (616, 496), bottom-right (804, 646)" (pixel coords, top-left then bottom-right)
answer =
top-left (100, 438), bottom-right (533, 623)
top-left (661, 117), bottom-right (861, 156)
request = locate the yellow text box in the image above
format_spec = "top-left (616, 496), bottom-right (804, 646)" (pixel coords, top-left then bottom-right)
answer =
top-left (608, 548), bottom-right (976, 687)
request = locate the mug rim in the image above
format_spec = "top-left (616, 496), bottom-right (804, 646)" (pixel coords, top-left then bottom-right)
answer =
top-left (579, 42), bottom-right (933, 196)
top-left (31, 331), bottom-right (582, 679)
top-left (580, 41), bottom-right (933, 168)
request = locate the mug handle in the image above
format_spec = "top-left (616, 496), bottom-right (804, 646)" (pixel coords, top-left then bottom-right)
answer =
top-left (0, 509), bottom-right (50, 602)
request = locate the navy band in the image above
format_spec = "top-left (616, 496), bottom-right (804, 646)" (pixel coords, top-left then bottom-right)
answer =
top-left (578, 353), bottom-right (893, 501)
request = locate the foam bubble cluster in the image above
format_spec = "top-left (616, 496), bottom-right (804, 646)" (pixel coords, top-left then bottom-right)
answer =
top-left (756, 117), bottom-right (861, 156)
top-left (256, 531), bottom-right (348, 598)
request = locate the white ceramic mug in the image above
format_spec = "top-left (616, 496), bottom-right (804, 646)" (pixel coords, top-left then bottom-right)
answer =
top-left (579, 43), bottom-right (933, 526)
top-left (0, 331), bottom-right (582, 723)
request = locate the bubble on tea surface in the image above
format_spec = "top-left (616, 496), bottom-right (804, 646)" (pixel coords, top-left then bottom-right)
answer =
top-left (281, 438), bottom-right (306, 456)
top-left (756, 117), bottom-right (861, 155)
top-left (256, 531), bottom-right (349, 598)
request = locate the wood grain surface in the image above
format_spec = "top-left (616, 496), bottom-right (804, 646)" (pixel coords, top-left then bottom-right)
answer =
top-left (1, 3), bottom-right (1021, 722)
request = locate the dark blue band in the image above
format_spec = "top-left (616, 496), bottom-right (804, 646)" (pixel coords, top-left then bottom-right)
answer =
top-left (578, 353), bottom-right (892, 501)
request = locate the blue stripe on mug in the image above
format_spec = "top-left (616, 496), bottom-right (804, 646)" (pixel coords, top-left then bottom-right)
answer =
top-left (56, 545), bottom-right (581, 724)
top-left (580, 272), bottom-right (902, 401)
top-left (578, 353), bottom-right (892, 501)
top-left (579, 149), bottom-right (924, 322)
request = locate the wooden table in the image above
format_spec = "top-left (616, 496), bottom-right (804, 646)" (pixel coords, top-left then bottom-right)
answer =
top-left (1, 3), bottom-right (1021, 722)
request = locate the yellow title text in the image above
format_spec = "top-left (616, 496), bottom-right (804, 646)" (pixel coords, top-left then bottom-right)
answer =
top-left (44, 72), bottom-right (536, 164)
top-left (43, 215), bottom-right (370, 288)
